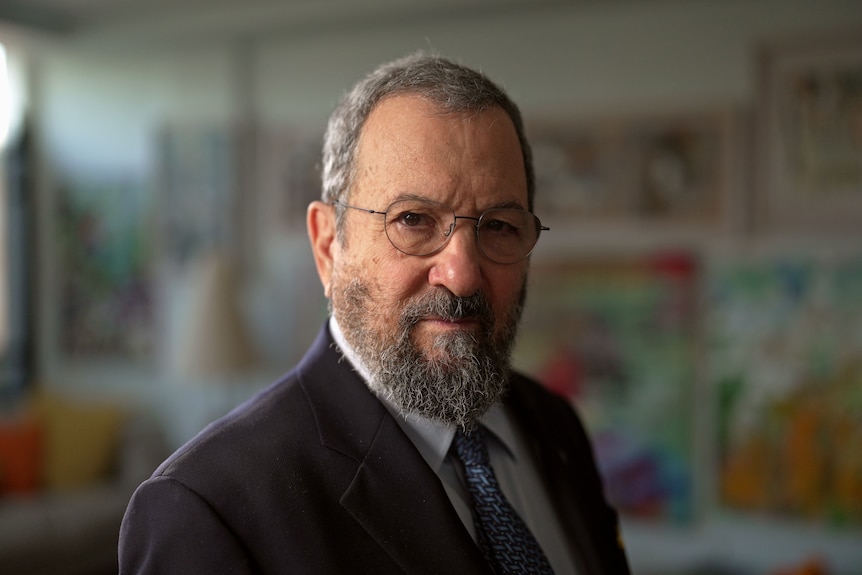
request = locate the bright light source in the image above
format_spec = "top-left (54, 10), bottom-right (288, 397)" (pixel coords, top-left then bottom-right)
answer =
top-left (0, 43), bottom-right (8, 148)
top-left (0, 42), bottom-right (26, 151)
top-left (0, 42), bottom-right (7, 354)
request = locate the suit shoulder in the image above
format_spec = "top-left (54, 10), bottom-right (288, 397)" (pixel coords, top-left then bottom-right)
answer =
top-left (509, 371), bottom-right (572, 411)
top-left (507, 370), bottom-right (592, 440)
top-left (156, 370), bottom-right (314, 480)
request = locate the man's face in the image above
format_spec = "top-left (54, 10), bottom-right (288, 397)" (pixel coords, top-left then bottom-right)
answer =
top-left (315, 94), bottom-right (530, 429)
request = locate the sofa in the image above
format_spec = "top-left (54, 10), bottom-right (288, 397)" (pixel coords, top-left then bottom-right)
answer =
top-left (0, 392), bottom-right (168, 575)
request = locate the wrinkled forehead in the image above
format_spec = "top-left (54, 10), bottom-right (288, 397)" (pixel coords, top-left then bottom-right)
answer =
top-left (351, 95), bottom-right (528, 211)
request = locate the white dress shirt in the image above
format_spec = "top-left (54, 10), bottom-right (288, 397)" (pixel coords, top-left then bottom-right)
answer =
top-left (329, 317), bottom-right (580, 574)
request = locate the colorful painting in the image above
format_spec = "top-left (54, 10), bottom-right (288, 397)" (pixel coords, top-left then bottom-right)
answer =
top-left (515, 253), bottom-right (698, 522)
top-left (56, 177), bottom-right (154, 361)
top-left (708, 254), bottom-right (862, 525)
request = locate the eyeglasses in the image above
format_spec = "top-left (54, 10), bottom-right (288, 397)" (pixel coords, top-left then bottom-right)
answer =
top-left (333, 198), bottom-right (549, 264)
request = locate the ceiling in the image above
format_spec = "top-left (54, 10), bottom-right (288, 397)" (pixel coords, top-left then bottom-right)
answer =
top-left (0, 0), bottom-right (589, 51)
top-left (0, 0), bottom-right (572, 35)
top-left (0, 0), bottom-right (611, 54)
top-left (0, 0), bottom-right (280, 34)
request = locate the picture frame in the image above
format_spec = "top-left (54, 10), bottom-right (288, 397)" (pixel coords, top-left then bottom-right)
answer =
top-left (756, 32), bottom-right (862, 233)
top-left (528, 108), bottom-right (743, 235)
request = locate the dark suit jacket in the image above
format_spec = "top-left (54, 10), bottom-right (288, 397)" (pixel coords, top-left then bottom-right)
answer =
top-left (119, 325), bottom-right (630, 574)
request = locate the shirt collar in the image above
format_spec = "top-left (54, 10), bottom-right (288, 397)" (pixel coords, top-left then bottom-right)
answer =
top-left (327, 316), bottom-right (517, 471)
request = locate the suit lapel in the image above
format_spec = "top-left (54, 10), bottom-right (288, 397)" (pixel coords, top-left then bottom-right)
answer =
top-left (298, 326), bottom-right (490, 574)
top-left (341, 414), bottom-right (490, 574)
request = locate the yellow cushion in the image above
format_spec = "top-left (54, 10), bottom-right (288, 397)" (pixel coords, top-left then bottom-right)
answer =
top-left (31, 393), bottom-right (125, 491)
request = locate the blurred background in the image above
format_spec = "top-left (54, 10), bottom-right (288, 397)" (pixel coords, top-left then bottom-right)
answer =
top-left (0, 1), bottom-right (860, 574)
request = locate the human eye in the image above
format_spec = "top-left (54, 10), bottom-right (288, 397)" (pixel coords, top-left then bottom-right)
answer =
top-left (480, 211), bottom-right (524, 236)
top-left (391, 208), bottom-right (435, 229)
top-left (384, 200), bottom-right (448, 255)
top-left (387, 200), bottom-right (441, 231)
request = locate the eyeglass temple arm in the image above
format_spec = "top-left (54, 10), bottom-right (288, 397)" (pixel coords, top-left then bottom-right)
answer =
top-left (333, 201), bottom-right (386, 216)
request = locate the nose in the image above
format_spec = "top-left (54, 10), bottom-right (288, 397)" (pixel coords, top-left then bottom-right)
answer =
top-left (427, 223), bottom-right (483, 297)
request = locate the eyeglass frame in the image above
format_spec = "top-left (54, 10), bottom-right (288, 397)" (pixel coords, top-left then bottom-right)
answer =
top-left (331, 198), bottom-right (549, 264)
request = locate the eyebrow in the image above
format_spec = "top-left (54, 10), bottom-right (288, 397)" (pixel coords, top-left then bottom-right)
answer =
top-left (389, 192), bottom-right (433, 204)
top-left (491, 200), bottom-right (528, 211)
top-left (386, 193), bottom-right (528, 213)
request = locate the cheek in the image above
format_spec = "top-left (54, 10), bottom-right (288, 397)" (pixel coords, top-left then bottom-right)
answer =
top-left (337, 239), bottom-right (427, 306)
top-left (487, 266), bottom-right (528, 318)
top-left (374, 256), bottom-right (429, 301)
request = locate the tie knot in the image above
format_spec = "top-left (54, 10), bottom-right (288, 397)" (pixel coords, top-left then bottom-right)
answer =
top-left (453, 427), bottom-right (491, 468)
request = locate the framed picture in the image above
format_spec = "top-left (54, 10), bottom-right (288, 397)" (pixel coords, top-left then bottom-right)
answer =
top-left (707, 251), bottom-right (862, 526)
top-left (54, 175), bottom-right (155, 364)
top-left (620, 113), bottom-right (730, 225)
top-left (530, 122), bottom-right (622, 219)
top-left (756, 33), bottom-right (862, 233)
top-left (514, 252), bottom-right (700, 522)
top-left (528, 109), bottom-right (742, 234)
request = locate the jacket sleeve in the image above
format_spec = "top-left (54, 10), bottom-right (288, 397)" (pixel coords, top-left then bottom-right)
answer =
top-left (119, 475), bottom-right (256, 575)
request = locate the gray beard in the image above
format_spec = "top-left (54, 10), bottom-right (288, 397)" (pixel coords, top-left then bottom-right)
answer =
top-left (334, 280), bottom-right (524, 431)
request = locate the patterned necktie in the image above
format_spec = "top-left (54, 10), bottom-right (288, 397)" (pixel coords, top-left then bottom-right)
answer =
top-left (453, 427), bottom-right (555, 575)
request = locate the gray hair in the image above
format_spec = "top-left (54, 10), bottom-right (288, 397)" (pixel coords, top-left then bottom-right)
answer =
top-left (320, 53), bottom-right (535, 235)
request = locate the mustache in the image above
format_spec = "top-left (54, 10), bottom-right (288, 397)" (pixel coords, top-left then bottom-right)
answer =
top-left (400, 290), bottom-right (494, 327)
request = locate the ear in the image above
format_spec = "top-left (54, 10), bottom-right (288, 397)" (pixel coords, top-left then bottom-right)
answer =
top-left (307, 201), bottom-right (337, 298)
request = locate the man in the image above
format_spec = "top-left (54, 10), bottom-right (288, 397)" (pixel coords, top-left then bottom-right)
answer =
top-left (119, 53), bottom-right (630, 575)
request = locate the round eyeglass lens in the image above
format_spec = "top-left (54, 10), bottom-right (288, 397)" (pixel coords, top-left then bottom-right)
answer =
top-left (477, 209), bottom-right (539, 263)
top-left (383, 199), bottom-right (454, 257)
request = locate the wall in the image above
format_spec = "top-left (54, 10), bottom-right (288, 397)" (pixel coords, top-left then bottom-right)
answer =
top-left (38, 1), bottom-right (862, 170)
top-left (18, 1), bottom-right (862, 573)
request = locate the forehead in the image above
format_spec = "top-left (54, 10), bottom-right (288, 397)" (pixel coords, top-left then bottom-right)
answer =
top-left (351, 94), bottom-right (527, 210)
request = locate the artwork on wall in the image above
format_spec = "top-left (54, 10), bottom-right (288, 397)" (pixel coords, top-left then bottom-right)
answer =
top-left (528, 109), bottom-right (740, 231)
top-left (757, 33), bottom-right (862, 232)
top-left (514, 252), bottom-right (699, 522)
top-left (529, 124), bottom-right (618, 219)
top-left (622, 115), bottom-right (726, 223)
top-left (55, 176), bottom-right (155, 362)
top-left (708, 253), bottom-right (862, 526)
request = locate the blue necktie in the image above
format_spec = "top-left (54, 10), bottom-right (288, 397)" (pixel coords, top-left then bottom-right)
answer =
top-left (453, 427), bottom-right (555, 575)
